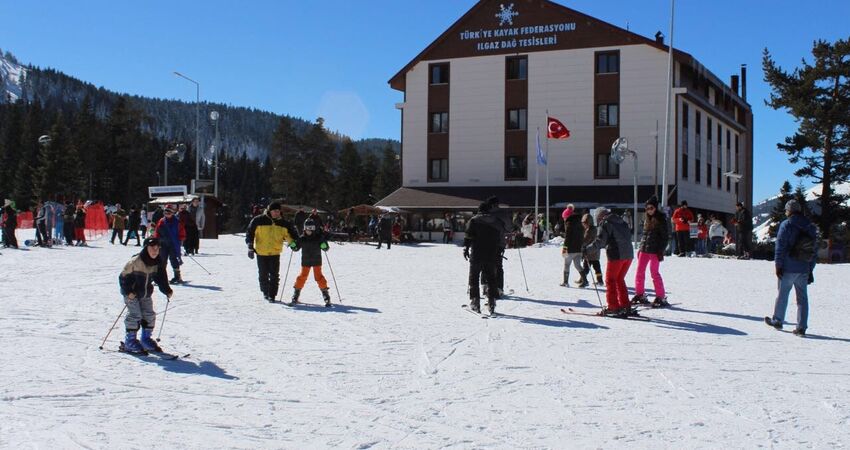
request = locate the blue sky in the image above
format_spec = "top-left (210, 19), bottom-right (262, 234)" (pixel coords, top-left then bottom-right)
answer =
top-left (1, 0), bottom-right (848, 202)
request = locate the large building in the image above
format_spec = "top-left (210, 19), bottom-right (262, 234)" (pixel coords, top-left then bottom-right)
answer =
top-left (377, 0), bottom-right (753, 222)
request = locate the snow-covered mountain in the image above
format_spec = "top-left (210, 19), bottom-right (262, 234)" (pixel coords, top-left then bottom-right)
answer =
top-left (0, 49), bottom-right (26, 103)
top-left (753, 181), bottom-right (850, 242)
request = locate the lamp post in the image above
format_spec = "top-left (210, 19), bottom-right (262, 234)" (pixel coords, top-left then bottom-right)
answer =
top-left (611, 138), bottom-right (639, 248)
top-left (173, 71), bottom-right (200, 184)
top-left (210, 111), bottom-right (220, 197)
top-left (164, 143), bottom-right (186, 185)
top-left (660, 0), bottom-right (676, 209)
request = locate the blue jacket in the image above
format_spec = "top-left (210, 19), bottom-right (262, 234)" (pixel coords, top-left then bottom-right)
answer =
top-left (775, 214), bottom-right (817, 274)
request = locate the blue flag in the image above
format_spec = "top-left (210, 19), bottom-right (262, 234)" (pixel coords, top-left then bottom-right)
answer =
top-left (536, 128), bottom-right (546, 166)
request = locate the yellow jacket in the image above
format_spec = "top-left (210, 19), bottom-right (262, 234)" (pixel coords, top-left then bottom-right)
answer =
top-left (246, 213), bottom-right (297, 256)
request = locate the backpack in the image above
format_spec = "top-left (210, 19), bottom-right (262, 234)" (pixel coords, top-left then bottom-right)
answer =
top-left (789, 231), bottom-right (817, 262)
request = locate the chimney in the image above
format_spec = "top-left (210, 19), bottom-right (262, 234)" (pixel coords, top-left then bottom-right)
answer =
top-left (731, 75), bottom-right (739, 96)
top-left (654, 31), bottom-right (664, 45)
top-left (740, 64), bottom-right (747, 101)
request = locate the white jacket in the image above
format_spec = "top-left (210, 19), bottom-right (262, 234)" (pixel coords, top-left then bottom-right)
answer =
top-left (708, 222), bottom-right (727, 239)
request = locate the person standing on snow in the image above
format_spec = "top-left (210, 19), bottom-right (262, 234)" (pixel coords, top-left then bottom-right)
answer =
top-left (376, 213), bottom-right (394, 249)
top-left (74, 203), bottom-right (87, 246)
top-left (560, 204), bottom-right (584, 287)
top-left (289, 218), bottom-right (332, 306)
top-left (188, 197), bottom-right (205, 254)
top-left (708, 215), bottom-right (727, 254)
top-left (463, 201), bottom-right (502, 315)
top-left (123, 205), bottom-right (142, 246)
top-left (734, 201), bottom-right (753, 259)
top-left (110, 203), bottom-right (127, 245)
top-left (1, 199), bottom-right (18, 248)
top-left (585, 207), bottom-right (635, 317)
top-left (62, 201), bottom-right (76, 246)
top-left (153, 206), bottom-right (186, 284)
top-left (577, 213), bottom-right (603, 287)
top-left (246, 201), bottom-right (298, 302)
top-left (631, 196), bottom-right (670, 308)
top-left (671, 200), bottom-right (694, 256)
top-left (117, 237), bottom-right (173, 354)
top-left (765, 199), bottom-right (817, 336)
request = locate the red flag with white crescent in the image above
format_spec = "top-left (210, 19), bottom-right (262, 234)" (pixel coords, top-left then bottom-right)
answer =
top-left (547, 116), bottom-right (570, 140)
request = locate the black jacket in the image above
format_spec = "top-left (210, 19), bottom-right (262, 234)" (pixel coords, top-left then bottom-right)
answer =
top-left (562, 214), bottom-right (584, 253)
top-left (293, 229), bottom-right (328, 267)
top-left (74, 210), bottom-right (86, 228)
top-left (464, 213), bottom-right (503, 263)
top-left (735, 208), bottom-right (752, 232)
top-left (639, 212), bottom-right (669, 255)
top-left (378, 216), bottom-right (394, 238)
top-left (127, 210), bottom-right (141, 230)
top-left (2, 206), bottom-right (16, 230)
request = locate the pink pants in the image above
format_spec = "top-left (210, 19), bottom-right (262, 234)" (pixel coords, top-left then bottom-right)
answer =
top-left (605, 259), bottom-right (632, 310)
top-left (634, 251), bottom-right (665, 298)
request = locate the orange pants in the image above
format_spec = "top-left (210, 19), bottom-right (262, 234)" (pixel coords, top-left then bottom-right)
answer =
top-left (294, 266), bottom-right (328, 290)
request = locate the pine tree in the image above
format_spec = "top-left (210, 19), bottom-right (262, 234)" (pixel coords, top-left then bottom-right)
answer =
top-left (269, 118), bottom-right (300, 201)
top-left (361, 152), bottom-right (379, 203)
top-left (33, 113), bottom-right (69, 201)
top-left (372, 144), bottom-right (401, 200)
top-left (296, 118), bottom-right (335, 207)
top-left (12, 101), bottom-right (44, 207)
top-left (768, 180), bottom-right (793, 238)
top-left (0, 101), bottom-right (24, 197)
top-left (332, 138), bottom-right (363, 210)
top-left (794, 181), bottom-right (811, 217)
top-left (763, 38), bottom-right (850, 239)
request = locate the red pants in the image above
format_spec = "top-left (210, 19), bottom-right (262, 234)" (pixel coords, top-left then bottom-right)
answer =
top-left (74, 228), bottom-right (86, 242)
top-left (604, 259), bottom-right (632, 310)
top-left (294, 266), bottom-right (328, 290)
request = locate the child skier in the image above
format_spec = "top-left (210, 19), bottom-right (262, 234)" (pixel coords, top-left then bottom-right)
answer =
top-left (289, 218), bottom-right (332, 307)
top-left (577, 213), bottom-right (604, 287)
top-left (117, 237), bottom-right (173, 354)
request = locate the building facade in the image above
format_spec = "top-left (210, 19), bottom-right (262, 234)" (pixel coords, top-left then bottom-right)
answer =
top-left (378, 0), bottom-right (753, 219)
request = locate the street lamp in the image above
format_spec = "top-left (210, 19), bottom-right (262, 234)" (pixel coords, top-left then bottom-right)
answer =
top-left (210, 110), bottom-right (220, 197)
top-left (173, 71), bottom-right (200, 185)
top-left (164, 143), bottom-right (186, 185)
top-left (611, 137), bottom-right (639, 247)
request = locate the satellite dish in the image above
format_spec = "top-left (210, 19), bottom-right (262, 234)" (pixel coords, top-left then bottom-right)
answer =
top-left (610, 137), bottom-right (629, 164)
top-left (166, 143), bottom-right (186, 162)
top-left (38, 135), bottom-right (52, 146)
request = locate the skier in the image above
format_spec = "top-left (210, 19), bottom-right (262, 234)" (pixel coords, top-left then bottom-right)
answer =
top-left (117, 237), bottom-right (173, 354)
top-left (62, 201), bottom-right (75, 246)
top-left (577, 213), bottom-right (603, 287)
top-left (123, 205), bottom-right (142, 246)
top-left (765, 199), bottom-right (817, 336)
top-left (140, 206), bottom-right (150, 239)
top-left (110, 203), bottom-right (127, 245)
top-left (671, 200), bottom-right (694, 256)
top-left (35, 201), bottom-right (51, 247)
top-left (153, 206), bottom-right (186, 283)
top-left (1, 199), bottom-right (18, 248)
top-left (560, 204), bottom-right (584, 287)
top-left (463, 201), bottom-right (502, 314)
top-left (631, 196), bottom-right (670, 308)
top-left (585, 207), bottom-right (635, 317)
top-left (376, 213), bottom-right (393, 249)
top-left (188, 197), bottom-right (205, 254)
top-left (52, 200), bottom-right (65, 244)
top-left (484, 196), bottom-right (512, 299)
top-left (73, 203), bottom-right (87, 246)
top-left (289, 218), bottom-right (332, 306)
top-left (177, 204), bottom-right (195, 255)
top-left (246, 201), bottom-right (298, 302)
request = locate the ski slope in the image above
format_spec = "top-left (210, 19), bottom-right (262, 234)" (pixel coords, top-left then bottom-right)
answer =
top-left (1, 233), bottom-right (848, 448)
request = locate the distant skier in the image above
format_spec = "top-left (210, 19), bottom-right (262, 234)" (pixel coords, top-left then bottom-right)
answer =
top-left (118, 237), bottom-right (173, 354)
top-left (110, 203), bottom-right (127, 245)
top-left (631, 196), bottom-right (670, 308)
top-left (1, 199), bottom-right (18, 248)
top-left (376, 213), bottom-right (393, 249)
top-left (246, 201), bottom-right (298, 302)
top-left (585, 207), bottom-right (635, 317)
top-left (188, 197), bottom-right (205, 254)
top-left (74, 203), bottom-right (87, 246)
top-left (577, 213), bottom-right (603, 287)
top-left (123, 205), bottom-right (141, 246)
top-left (463, 201), bottom-right (502, 314)
top-left (289, 218), bottom-right (332, 306)
top-left (153, 206), bottom-right (185, 283)
top-left (62, 201), bottom-right (76, 246)
top-left (734, 201), bottom-right (753, 259)
top-left (560, 204), bottom-right (583, 287)
top-left (671, 200), bottom-right (694, 256)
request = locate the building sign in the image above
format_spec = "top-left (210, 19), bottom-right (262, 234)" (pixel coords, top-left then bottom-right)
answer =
top-left (460, 3), bottom-right (577, 52)
top-left (148, 185), bottom-right (187, 198)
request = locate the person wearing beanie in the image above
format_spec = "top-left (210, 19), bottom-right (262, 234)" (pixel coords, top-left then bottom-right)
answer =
top-left (577, 213), bottom-right (604, 287)
top-left (482, 196), bottom-right (512, 298)
top-left (585, 207), bottom-right (635, 317)
top-left (734, 201), bottom-right (753, 259)
top-left (671, 200), bottom-right (694, 256)
top-left (765, 199), bottom-right (818, 336)
top-left (122, 205), bottom-right (142, 246)
top-left (560, 204), bottom-right (584, 287)
top-left (288, 217), bottom-right (332, 306)
top-left (246, 201), bottom-right (298, 302)
top-left (117, 237), bottom-right (173, 354)
top-left (153, 206), bottom-right (186, 283)
top-left (632, 196), bottom-right (671, 308)
top-left (463, 201), bottom-right (503, 314)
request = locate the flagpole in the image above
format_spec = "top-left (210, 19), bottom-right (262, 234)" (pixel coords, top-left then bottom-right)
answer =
top-left (545, 111), bottom-right (550, 242)
top-left (534, 127), bottom-right (539, 245)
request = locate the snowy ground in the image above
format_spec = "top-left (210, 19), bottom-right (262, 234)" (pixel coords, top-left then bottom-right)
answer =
top-left (1, 232), bottom-right (849, 449)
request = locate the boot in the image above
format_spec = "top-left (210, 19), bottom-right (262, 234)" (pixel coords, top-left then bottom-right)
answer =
top-left (290, 288), bottom-right (301, 305)
top-left (487, 299), bottom-right (496, 315)
top-left (631, 293), bottom-right (650, 305)
top-left (764, 316), bottom-right (782, 330)
top-left (169, 269), bottom-right (182, 284)
top-left (595, 273), bottom-right (604, 287)
top-left (122, 330), bottom-right (145, 354)
top-left (140, 328), bottom-right (162, 352)
top-left (559, 272), bottom-right (568, 287)
top-left (576, 275), bottom-right (589, 288)
top-left (469, 297), bottom-right (481, 313)
top-left (321, 288), bottom-right (331, 307)
top-left (651, 297), bottom-right (671, 308)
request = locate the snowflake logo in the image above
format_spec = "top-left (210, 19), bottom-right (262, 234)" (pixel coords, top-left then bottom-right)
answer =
top-left (495, 3), bottom-right (519, 26)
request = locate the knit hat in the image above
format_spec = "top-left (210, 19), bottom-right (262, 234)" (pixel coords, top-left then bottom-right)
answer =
top-left (785, 199), bottom-right (802, 214)
top-left (304, 218), bottom-right (316, 231)
top-left (680, 200), bottom-right (688, 207)
top-left (268, 201), bottom-right (282, 211)
top-left (561, 204), bottom-right (575, 219)
top-left (143, 237), bottom-right (160, 248)
top-left (595, 207), bottom-right (610, 224)
top-left (645, 196), bottom-right (659, 208)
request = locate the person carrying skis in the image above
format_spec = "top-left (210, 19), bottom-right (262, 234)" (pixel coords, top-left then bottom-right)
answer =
top-left (289, 217), bottom-right (332, 306)
top-left (560, 204), bottom-right (584, 287)
top-left (246, 201), bottom-right (298, 302)
top-left (631, 196), bottom-right (670, 308)
top-left (585, 207), bottom-right (635, 317)
top-left (153, 206), bottom-right (186, 283)
top-left (118, 237), bottom-right (173, 354)
top-left (577, 213), bottom-right (603, 287)
top-left (463, 201), bottom-right (502, 314)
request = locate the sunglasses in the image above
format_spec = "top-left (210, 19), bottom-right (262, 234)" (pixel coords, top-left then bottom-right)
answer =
top-left (646, 205), bottom-right (657, 211)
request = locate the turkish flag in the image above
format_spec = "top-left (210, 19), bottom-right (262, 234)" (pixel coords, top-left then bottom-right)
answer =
top-left (547, 116), bottom-right (570, 139)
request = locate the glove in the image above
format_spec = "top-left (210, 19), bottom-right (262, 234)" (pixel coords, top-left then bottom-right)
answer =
top-left (289, 241), bottom-right (298, 250)
top-left (248, 249), bottom-right (255, 259)
top-left (320, 242), bottom-right (329, 251)
top-left (775, 267), bottom-right (783, 279)
top-left (808, 271), bottom-right (814, 285)
top-left (463, 247), bottom-right (469, 261)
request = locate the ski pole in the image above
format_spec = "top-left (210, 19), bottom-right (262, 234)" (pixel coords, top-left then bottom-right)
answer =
top-left (516, 245), bottom-right (530, 293)
top-left (277, 249), bottom-right (294, 302)
top-left (584, 254), bottom-right (604, 309)
top-left (324, 251), bottom-right (343, 304)
top-left (156, 295), bottom-right (172, 342)
top-left (186, 253), bottom-right (211, 275)
top-left (99, 304), bottom-right (127, 350)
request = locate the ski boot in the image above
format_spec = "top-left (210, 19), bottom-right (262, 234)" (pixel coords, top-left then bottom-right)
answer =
top-left (140, 328), bottom-right (162, 352)
top-left (595, 273), bottom-right (604, 287)
top-left (598, 307), bottom-right (623, 317)
top-left (559, 273), bottom-right (569, 287)
top-left (764, 316), bottom-right (782, 330)
top-left (169, 269), bottom-right (183, 284)
top-left (651, 297), bottom-right (671, 308)
top-left (321, 288), bottom-right (331, 307)
top-left (121, 330), bottom-right (146, 354)
top-left (575, 277), bottom-right (589, 288)
top-left (631, 294), bottom-right (650, 305)
top-left (290, 288), bottom-right (301, 305)
top-left (469, 297), bottom-right (481, 313)
top-left (487, 300), bottom-right (496, 316)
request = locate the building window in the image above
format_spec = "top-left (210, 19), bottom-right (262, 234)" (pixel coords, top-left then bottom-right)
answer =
top-left (430, 112), bottom-right (449, 133)
top-left (505, 156), bottom-right (527, 179)
top-left (596, 153), bottom-right (620, 178)
top-left (734, 135), bottom-right (739, 193)
top-left (682, 154), bottom-right (689, 180)
top-left (506, 56), bottom-right (528, 80)
top-left (597, 104), bottom-right (619, 127)
top-left (507, 109), bottom-right (527, 130)
top-left (429, 158), bottom-right (448, 181)
top-left (707, 162), bottom-right (712, 186)
top-left (694, 111), bottom-right (701, 160)
top-left (596, 52), bottom-right (619, 74)
top-left (703, 117), bottom-right (710, 163)
top-left (429, 63), bottom-right (449, 85)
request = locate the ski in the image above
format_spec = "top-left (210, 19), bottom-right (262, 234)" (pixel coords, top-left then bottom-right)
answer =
top-left (560, 307), bottom-right (650, 321)
top-left (117, 342), bottom-right (186, 360)
top-left (461, 304), bottom-right (495, 318)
